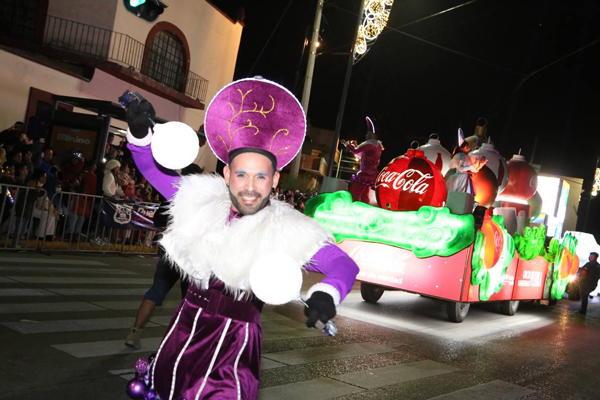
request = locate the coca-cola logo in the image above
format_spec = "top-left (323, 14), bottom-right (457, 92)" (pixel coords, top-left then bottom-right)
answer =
top-left (376, 167), bottom-right (433, 195)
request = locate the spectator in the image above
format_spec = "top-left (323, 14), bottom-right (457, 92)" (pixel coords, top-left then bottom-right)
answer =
top-left (62, 152), bottom-right (85, 190)
top-left (117, 162), bottom-right (136, 199)
top-left (11, 178), bottom-right (44, 248)
top-left (31, 169), bottom-right (58, 241)
top-left (34, 148), bottom-right (54, 176)
top-left (0, 121), bottom-right (24, 144)
top-left (14, 164), bottom-right (28, 186)
top-left (7, 149), bottom-right (22, 165)
top-left (102, 159), bottom-right (124, 198)
top-left (22, 148), bottom-right (34, 178)
top-left (577, 252), bottom-right (600, 316)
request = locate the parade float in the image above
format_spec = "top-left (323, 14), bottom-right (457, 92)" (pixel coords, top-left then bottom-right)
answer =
top-left (306, 130), bottom-right (580, 322)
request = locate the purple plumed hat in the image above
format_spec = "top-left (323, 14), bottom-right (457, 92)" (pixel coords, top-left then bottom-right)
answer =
top-left (204, 77), bottom-right (306, 170)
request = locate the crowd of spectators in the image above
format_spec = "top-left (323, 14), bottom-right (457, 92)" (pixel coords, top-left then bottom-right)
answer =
top-left (273, 188), bottom-right (319, 213)
top-left (0, 120), bottom-right (161, 246)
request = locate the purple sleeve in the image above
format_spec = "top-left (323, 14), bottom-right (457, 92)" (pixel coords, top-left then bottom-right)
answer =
top-left (128, 144), bottom-right (180, 200)
top-left (306, 243), bottom-right (359, 302)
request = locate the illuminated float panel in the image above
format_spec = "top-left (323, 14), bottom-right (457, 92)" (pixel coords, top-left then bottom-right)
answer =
top-left (338, 240), bottom-right (472, 301)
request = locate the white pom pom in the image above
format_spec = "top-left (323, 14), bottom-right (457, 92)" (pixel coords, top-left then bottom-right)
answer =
top-left (249, 253), bottom-right (303, 305)
top-left (151, 122), bottom-right (199, 170)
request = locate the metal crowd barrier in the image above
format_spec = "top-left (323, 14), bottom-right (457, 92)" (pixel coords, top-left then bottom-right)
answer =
top-left (0, 184), bottom-right (160, 255)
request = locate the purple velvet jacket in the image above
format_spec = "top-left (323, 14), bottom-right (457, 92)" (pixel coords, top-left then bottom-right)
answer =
top-left (129, 144), bottom-right (358, 302)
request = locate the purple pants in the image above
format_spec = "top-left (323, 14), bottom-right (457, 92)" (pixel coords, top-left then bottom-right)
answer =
top-left (152, 285), bottom-right (263, 400)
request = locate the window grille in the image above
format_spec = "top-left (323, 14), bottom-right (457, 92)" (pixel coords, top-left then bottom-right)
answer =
top-left (145, 30), bottom-right (186, 92)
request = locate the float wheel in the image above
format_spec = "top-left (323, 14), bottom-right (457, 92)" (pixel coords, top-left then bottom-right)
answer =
top-left (447, 301), bottom-right (470, 323)
top-left (360, 282), bottom-right (385, 303)
top-left (499, 300), bottom-right (520, 316)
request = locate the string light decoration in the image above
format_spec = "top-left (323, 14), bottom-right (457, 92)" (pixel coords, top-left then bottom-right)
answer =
top-left (592, 167), bottom-right (600, 197)
top-left (354, 0), bottom-right (394, 64)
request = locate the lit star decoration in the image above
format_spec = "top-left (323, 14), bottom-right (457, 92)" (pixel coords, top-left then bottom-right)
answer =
top-left (354, 0), bottom-right (394, 64)
top-left (550, 234), bottom-right (579, 300)
top-left (471, 215), bottom-right (516, 301)
top-left (514, 225), bottom-right (547, 261)
top-left (305, 191), bottom-right (474, 258)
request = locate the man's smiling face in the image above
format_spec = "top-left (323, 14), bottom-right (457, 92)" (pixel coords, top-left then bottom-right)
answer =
top-left (224, 152), bottom-right (279, 215)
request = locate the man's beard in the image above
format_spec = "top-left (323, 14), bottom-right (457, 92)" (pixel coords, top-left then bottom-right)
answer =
top-left (229, 190), bottom-right (270, 215)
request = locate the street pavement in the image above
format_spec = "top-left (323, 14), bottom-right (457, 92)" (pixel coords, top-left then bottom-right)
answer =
top-left (0, 253), bottom-right (599, 400)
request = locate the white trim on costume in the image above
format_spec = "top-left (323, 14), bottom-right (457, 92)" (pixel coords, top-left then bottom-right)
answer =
top-left (194, 318), bottom-right (232, 400)
top-left (307, 283), bottom-right (341, 306)
top-left (152, 300), bottom-right (187, 389)
top-left (234, 323), bottom-right (250, 400)
top-left (168, 306), bottom-right (203, 400)
top-left (126, 128), bottom-right (153, 147)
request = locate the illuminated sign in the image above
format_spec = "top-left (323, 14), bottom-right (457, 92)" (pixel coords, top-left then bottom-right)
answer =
top-left (547, 180), bottom-right (570, 238)
top-left (536, 176), bottom-right (560, 217)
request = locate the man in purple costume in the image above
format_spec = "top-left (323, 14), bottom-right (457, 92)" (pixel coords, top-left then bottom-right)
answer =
top-left (125, 78), bottom-right (359, 400)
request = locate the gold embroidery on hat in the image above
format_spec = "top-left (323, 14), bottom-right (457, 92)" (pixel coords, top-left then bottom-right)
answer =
top-left (270, 128), bottom-right (290, 153)
top-left (219, 89), bottom-right (276, 152)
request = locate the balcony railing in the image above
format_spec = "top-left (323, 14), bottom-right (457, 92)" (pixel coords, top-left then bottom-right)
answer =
top-left (2, 14), bottom-right (208, 103)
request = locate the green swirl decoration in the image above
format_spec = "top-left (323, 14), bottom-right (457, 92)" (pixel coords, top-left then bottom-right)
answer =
top-left (514, 225), bottom-right (547, 261)
top-left (471, 215), bottom-right (516, 301)
top-left (305, 191), bottom-right (475, 258)
top-left (543, 238), bottom-right (560, 263)
top-left (550, 234), bottom-right (578, 300)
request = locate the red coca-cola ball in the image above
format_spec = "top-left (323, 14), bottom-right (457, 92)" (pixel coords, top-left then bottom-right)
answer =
top-left (501, 154), bottom-right (538, 200)
top-left (375, 149), bottom-right (447, 211)
top-left (472, 165), bottom-right (498, 208)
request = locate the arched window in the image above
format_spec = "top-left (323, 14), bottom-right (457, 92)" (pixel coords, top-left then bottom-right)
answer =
top-left (143, 23), bottom-right (190, 92)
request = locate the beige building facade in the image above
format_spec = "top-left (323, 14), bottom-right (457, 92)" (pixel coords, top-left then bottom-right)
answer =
top-left (0, 0), bottom-right (243, 172)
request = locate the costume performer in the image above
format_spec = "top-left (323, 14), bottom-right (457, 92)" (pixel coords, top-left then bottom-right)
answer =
top-left (446, 128), bottom-right (487, 195)
top-left (341, 116), bottom-right (384, 204)
top-left (124, 78), bottom-right (359, 400)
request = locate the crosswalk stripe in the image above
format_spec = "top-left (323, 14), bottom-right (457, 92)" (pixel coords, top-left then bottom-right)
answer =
top-left (263, 342), bottom-right (397, 366)
top-left (0, 302), bottom-right (105, 314)
top-left (428, 380), bottom-right (535, 399)
top-left (1, 317), bottom-right (160, 334)
top-left (262, 319), bottom-right (324, 340)
top-left (46, 288), bottom-right (148, 296)
top-left (334, 359), bottom-right (460, 389)
top-left (7, 277), bottom-right (154, 285)
top-left (52, 337), bottom-right (163, 358)
top-left (0, 288), bottom-right (57, 296)
top-left (0, 266), bottom-right (137, 275)
top-left (261, 358), bottom-right (286, 370)
top-left (0, 257), bottom-right (108, 265)
top-left (258, 377), bottom-right (363, 400)
top-left (0, 277), bottom-right (14, 283)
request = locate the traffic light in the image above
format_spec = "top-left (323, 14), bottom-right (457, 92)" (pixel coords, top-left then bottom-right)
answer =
top-left (123, 0), bottom-right (168, 22)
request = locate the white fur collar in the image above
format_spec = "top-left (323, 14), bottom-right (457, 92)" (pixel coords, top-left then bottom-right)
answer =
top-left (159, 174), bottom-right (333, 297)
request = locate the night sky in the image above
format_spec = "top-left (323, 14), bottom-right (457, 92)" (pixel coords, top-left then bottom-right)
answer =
top-left (215, 0), bottom-right (600, 231)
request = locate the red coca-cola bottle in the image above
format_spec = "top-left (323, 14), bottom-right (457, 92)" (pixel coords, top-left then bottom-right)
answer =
top-left (375, 149), bottom-right (447, 211)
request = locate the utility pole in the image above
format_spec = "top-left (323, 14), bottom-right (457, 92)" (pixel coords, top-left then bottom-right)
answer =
top-left (583, 156), bottom-right (600, 232)
top-left (327, 0), bottom-right (366, 177)
top-left (290, 0), bottom-right (324, 178)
